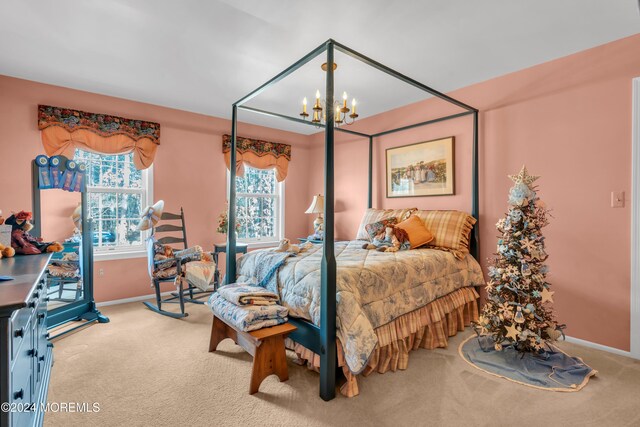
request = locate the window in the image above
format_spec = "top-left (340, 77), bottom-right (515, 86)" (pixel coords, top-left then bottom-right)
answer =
top-left (75, 149), bottom-right (153, 259)
top-left (232, 166), bottom-right (284, 245)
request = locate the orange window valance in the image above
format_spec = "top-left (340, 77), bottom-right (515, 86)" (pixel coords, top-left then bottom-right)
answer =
top-left (222, 134), bottom-right (291, 182)
top-left (38, 105), bottom-right (160, 170)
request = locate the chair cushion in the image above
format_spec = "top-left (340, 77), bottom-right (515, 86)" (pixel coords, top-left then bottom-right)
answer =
top-left (153, 266), bottom-right (178, 279)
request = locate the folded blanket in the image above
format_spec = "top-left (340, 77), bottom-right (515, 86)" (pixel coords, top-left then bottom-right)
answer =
top-left (183, 261), bottom-right (216, 292)
top-left (218, 283), bottom-right (279, 306)
top-left (207, 292), bottom-right (288, 332)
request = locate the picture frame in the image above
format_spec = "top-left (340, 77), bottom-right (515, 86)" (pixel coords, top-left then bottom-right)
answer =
top-left (386, 136), bottom-right (455, 198)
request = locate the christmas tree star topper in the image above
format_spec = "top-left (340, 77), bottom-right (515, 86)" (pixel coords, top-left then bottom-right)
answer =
top-left (509, 165), bottom-right (540, 186)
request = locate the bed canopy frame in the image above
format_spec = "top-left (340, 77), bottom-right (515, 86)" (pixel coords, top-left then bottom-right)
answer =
top-left (226, 39), bottom-right (479, 401)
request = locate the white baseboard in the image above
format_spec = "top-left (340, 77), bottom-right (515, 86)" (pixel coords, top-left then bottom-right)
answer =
top-left (563, 335), bottom-right (635, 359)
top-left (96, 291), bottom-right (172, 307)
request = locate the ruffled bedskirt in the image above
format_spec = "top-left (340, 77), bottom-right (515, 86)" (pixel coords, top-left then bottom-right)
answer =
top-left (287, 286), bottom-right (479, 397)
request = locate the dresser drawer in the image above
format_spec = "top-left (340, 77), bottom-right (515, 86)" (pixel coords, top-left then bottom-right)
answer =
top-left (10, 359), bottom-right (34, 427)
top-left (10, 307), bottom-right (32, 361)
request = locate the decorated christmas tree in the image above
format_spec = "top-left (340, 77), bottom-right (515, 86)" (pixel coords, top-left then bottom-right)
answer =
top-left (475, 166), bottom-right (563, 353)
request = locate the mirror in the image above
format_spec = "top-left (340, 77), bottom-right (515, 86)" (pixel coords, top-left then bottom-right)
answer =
top-left (40, 189), bottom-right (84, 311)
top-left (32, 155), bottom-right (108, 335)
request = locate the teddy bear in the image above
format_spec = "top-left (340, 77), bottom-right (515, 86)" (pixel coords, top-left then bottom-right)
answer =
top-left (5, 211), bottom-right (63, 255)
top-left (362, 226), bottom-right (411, 252)
top-left (274, 238), bottom-right (301, 254)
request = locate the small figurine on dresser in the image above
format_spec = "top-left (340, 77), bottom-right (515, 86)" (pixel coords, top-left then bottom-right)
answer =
top-left (5, 211), bottom-right (63, 255)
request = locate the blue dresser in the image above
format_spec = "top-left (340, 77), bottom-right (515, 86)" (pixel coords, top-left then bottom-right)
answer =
top-left (0, 254), bottom-right (53, 427)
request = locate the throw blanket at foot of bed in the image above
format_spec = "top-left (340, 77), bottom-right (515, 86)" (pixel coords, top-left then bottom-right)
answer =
top-left (237, 241), bottom-right (485, 376)
top-left (288, 286), bottom-right (479, 397)
top-left (207, 293), bottom-right (288, 332)
top-left (217, 283), bottom-right (280, 306)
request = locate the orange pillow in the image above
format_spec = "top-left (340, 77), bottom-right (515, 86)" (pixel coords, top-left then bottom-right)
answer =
top-left (395, 215), bottom-right (434, 249)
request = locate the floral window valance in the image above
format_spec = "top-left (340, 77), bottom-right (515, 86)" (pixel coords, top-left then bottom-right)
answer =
top-left (38, 105), bottom-right (160, 170)
top-left (222, 134), bottom-right (291, 182)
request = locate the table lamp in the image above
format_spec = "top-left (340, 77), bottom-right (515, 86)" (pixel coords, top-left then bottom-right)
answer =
top-left (305, 194), bottom-right (324, 237)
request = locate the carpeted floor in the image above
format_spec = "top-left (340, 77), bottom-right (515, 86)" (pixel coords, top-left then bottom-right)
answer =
top-left (45, 301), bottom-right (640, 427)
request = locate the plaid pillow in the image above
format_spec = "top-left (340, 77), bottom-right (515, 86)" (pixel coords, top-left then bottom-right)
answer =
top-left (364, 217), bottom-right (398, 240)
top-left (414, 210), bottom-right (476, 259)
top-left (355, 208), bottom-right (416, 241)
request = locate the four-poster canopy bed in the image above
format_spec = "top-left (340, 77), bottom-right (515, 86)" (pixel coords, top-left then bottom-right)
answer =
top-left (226, 39), bottom-right (479, 401)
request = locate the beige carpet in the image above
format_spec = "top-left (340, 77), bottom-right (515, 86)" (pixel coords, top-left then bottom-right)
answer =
top-left (45, 301), bottom-right (640, 427)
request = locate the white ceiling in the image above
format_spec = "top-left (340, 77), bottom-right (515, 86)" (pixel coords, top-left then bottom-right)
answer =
top-left (0, 0), bottom-right (638, 134)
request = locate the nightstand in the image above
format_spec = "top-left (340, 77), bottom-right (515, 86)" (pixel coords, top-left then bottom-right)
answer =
top-left (213, 243), bottom-right (249, 287)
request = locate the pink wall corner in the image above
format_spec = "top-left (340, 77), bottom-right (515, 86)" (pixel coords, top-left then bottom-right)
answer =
top-left (0, 75), bottom-right (312, 303)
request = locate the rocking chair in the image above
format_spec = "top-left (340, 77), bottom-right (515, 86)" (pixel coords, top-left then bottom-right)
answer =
top-left (143, 208), bottom-right (213, 318)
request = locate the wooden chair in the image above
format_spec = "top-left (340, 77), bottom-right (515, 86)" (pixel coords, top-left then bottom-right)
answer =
top-left (143, 208), bottom-right (212, 318)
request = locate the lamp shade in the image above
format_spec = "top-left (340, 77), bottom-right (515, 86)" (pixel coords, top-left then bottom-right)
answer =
top-left (305, 194), bottom-right (324, 214)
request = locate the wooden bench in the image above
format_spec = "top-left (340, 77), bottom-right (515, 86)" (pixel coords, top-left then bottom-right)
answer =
top-left (209, 315), bottom-right (297, 394)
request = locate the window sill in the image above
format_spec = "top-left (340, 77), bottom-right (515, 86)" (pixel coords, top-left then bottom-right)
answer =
top-left (240, 241), bottom-right (280, 250)
top-left (94, 249), bottom-right (147, 262)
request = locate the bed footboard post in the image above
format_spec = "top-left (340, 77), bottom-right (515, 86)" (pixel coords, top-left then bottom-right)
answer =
top-left (320, 40), bottom-right (337, 401)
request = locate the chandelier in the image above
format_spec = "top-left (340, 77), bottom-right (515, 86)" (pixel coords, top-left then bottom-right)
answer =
top-left (299, 62), bottom-right (358, 126)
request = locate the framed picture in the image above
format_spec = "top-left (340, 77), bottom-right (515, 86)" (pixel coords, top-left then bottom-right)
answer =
top-left (386, 136), bottom-right (455, 198)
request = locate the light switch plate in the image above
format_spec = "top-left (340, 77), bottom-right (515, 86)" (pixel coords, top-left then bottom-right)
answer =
top-left (611, 191), bottom-right (625, 208)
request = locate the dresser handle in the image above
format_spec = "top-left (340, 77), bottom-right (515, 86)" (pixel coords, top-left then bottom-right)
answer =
top-left (39, 355), bottom-right (45, 362)
top-left (29, 348), bottom-right (38, 358)
top-left (28, 300), bottom-right (36, 308)
top-left (38, 313), bottom-right (46, 320)
top-left (14, 327), bottom-right (24, 338)
top-left (33, 291), bottom-right (40, 298)
top-left (13, 389), bottom-right (24, 400)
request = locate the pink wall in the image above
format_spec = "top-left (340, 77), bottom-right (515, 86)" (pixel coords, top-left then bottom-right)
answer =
top-left (0, 76), bottom-right (312, 302)
top-left (308, 34), bottom-right (640, 351)
top-left (1, 32), bottom-right (638, 351)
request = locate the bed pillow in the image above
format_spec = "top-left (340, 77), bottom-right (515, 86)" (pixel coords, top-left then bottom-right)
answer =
top-left (355, 208), bottom-right (416, 241)
top-left (364, 217), bottom-right (398, 240)
top-left (414, 210), bottom-right (476, 259)
top-left (395, 215), bottom-right (434, 249)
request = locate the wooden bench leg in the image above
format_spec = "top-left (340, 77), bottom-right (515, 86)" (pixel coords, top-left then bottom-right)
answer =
top-left (249, 335), bottom-right (289, 394)
top-left (209, 316), bottom-right (237, 352)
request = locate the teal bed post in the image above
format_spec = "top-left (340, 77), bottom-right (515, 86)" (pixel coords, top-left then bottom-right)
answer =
top-left (320, 40), bottom-right (337, 401)
top-left (368, 136), bottom-right (373, 209)
top-left (471, 110), bottom-right (480, 259)
top-left (226, 105), bottom-right (238, 284)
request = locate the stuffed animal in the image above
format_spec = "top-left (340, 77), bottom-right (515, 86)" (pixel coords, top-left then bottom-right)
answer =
top-left (0, 209), bottom-right (5, 225)
top-left (5, 211), bottom-right (63, 255)
top-left (274, 238), bottom-right (301, 254)
top-left (362, 226), bottom-right (411, 253)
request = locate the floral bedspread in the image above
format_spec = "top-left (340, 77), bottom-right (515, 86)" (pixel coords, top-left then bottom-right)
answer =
top-left (237, 241), bottom-right (484, 373)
